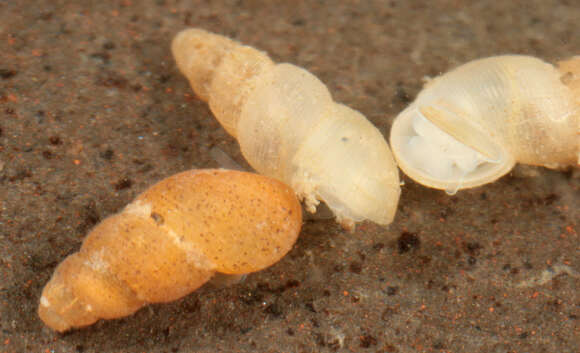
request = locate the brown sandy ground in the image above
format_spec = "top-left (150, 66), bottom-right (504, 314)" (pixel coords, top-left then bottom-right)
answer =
top-left (0, 1), bottom-right (578, 352)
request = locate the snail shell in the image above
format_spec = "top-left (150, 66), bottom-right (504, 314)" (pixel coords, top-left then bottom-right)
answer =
top-left (390, 55), bottom-right (580, 193)
top-left (172, 28), bottom-right (401, 229)
top-left (38, 169), bottom-right (302, 332)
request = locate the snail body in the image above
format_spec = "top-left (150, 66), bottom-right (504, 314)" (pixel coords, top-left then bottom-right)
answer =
top-left (172, 28), bottom-right (400, 229)
top-left (38, 169), bottom-right (302, 332)
top-left (390, 55), bottom-right (580, 193)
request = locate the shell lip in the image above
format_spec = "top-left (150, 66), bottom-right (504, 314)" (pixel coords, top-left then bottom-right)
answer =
top-left (292, 172), bottom-right (399, 228)
top-left (390, 105), bottom-right (516, 192)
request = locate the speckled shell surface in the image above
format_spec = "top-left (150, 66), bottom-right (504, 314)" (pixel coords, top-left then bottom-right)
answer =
top-left (38, 169), bottom-right (302, 332)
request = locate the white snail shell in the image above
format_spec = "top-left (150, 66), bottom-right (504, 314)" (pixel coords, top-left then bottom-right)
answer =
top-left (390, 55), bottom-right (580, 193)
top-left (172, 28), bottom-right (401, 229)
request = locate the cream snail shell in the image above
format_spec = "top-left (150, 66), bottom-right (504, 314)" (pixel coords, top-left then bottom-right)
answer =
top-left (389, 55), bottom-right (580, 193)
top-left (172, 28), bottom-right (401, 229)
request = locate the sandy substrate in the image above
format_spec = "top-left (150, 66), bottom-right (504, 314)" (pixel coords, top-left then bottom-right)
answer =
top-left (0, 1), bottom-right (578, 352)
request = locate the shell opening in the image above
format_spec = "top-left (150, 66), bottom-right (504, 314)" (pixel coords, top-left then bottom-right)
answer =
top-left (390, 106), bottom-right (514, 191)
top-left (408, 111), bottom-right (497, 179)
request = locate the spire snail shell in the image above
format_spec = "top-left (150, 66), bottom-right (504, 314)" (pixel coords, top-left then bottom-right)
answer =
top-left (38, 169), bottom-right (302, 332)
top-left (389, 55), bottom-right (580, 193)
top-left (172, 28), bottom-right (401, 229)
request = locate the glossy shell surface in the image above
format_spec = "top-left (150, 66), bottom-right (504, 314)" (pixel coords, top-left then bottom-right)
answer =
top-left (38, 169), bottom-right (302, 332)
top-left (390, 55), bottom-right (579, 192)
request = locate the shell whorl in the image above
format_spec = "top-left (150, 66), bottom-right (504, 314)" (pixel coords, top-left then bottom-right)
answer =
top-left (558, 56), bottom-right (580, 105)
top-left (172, 28), bottom-right (274, 137)
top-left (418, 56), bottom-right (577, 167)
top-left (557, 56), bottom-right (580, 164)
